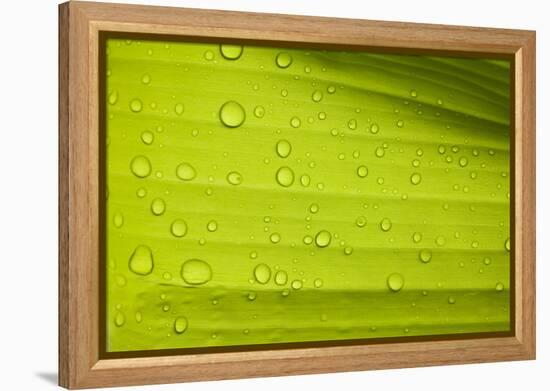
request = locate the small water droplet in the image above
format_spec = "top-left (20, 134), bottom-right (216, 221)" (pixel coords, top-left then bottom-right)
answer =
top-left (174, 103), bottom-right (184, 115)
top-left (410, 173), bottom-right (422, 185)
top-left (459, 156), bottom-right (469, 167)
top-left (141, 74), bottom-right (151, 84)
top-left (356, 216), bottom-right (367, 228)
top-left (290, 116), bottom-right (301, 128)
top-left (226, 171), bottom-right (243, 185)
top-left (170, 219), bottom-right (188, 237)
top-left (369, 123), bottom-right (380, 134)
top-left (380, 218), bottom-right (392, 232)
top-left (348, 119), bottom-right (357, 130)
top-left (151, 198), bottom-right (166, 216)
top-left (312, 90), bottom-right (323, 102)
top-left (174, 316), bottom-right (188, 334)
top-left (315, 230), bottom-right (331, 248)
top-left (204, 50), bottom-right (215, 60)
top-left (276, 140), bottom-right (292, 158)
top-left (113, 212), bottom-right (124, 228)
top-left (410, 89), bottom-right (418, 98)
top-left (413, 232), bottom-right (422, 243)
top-left (220, 44), bottom-right (243, 60)
top-left (270, 232), bottom-right (281, 244)
top-left (181, 259), bottom-right (212, 285)
top-left (448, 296), bottom-right (456, 304)
top-left (505, 238), bottom-right (510, 251)
top-left (253, 105), bottom-right (265, 118)
top-left (419, 249), bottom-right (432, 263)
top-left (291, 280), bottom-right (303, 290)
top-left (254, 263), bottom-right (271, 284)
top-left (276, 166), bottom-right (295, 187)
top-left (206, 220), bottom-right (218, 232)
top-left (114, 311), bottom-right (125, 327)
top-left (387, 273), bottom-right (404, 292)
top-left (303, 235), bottom-right (313, 245)
top-left (375, 147), bottom-right (385, 158)
top-left (396, 120), bottom-right (404, 128)
top-left (436, 236), bottom-right (446, 246)
top-left (356, 165), bottom-right (368, 178)
top-left (129, 245), bottom-right (154, 275)
top-left (314, 278), bottom-right (323, 288)
top-left (274, 270), bottom-right (288, 286)
top-left (495, 282), bottom-right (504, 292)
top-left (275, 52), bottom-right (293, 68)
top-left (300, 174), bottom-right (311, 187)
top-left (129, 99), bottom-right (143, 113)
top-left (309, 203), bottom-right (319, 214)
top-left (344, 246), bottom-right (353, 255)
top-left (108, 91), bottom-right (118, 105)
top-left (247, 291), bottom-right (257, 301)
top-left (176, 162), bottom-right (197, 181)
top-left (130, 155), bottom-right (151, 178)
top-left (219, 101), bottom-right (246, 128)
top-left (141, 131), bottom-right (154, 145)
top-left (327, 85), bottom-right (336, 94)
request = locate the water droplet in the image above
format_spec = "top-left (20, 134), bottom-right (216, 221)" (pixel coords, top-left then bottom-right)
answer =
top-left (314, 278), bottom-right (323, 288)
top-left (114, 311), bottom-right (125, 327)
top-left (174, 103), bottom-right (184, 115)
top-left (300, 174), bottom-right (311, 187)
top-left (226, 171), bottom-right (243, 185)
top-left (356, 216), bottom-right (367, 228)
top-left (291, 280), bottom-right (303, 290)
top-left (357, 165), bottom-right (368, 178)
top-left (204, 220), bottom-right (218, 232)
top-left (129, 245), bottom-right (154, 276)
top-left (170, 219), bottom-right (188, 237)
top-left (270, 232), bottom-right (281, 244)
top-left (387, 273), bottom-right (404, 292)
top-left (181, 259), bottom-right (212, 285)
top-left (344, 246), bottom-right (353, 255)
top-left (249, 251), bottom-right (258, 259)
top-left (140, 131), bottom-right (154, 145)
top-left (174, 316), bottom-right (188, 334)
top-left (130, 155), bottom-right (151, 178)
top-left (274, 270), bottom-right (288, 285)
top-left (290, 116), bottom-right (301, 128)
top-left (151, 198), bottom-right (166, 216)
top-left (419, 249), bottom-right (432, 263)
top-left (380, 218), bottom-right (392, 232)
top-left (396, 120), bottom-right (404, 128)
top-left (247, 291), bottom-right (257, 301)
top-left (495, 282), bottom-right (504, 292)
top-left (135, 311), bottom-right (143, 323)
top-left (448, 296), bottom-right (456, 304)
top-left (505, 238), bottom-right (510, 251)
top-left (370, 123), bottom-right (379, 134)
top-left (410, 173), bottom-right (422, 185)
top-left (219, 101), bottom-right (246, 128)
top-left (176, 162), bottom-right (197, 181)
top-left (254, 105), bottom-right (265, 118)
top-left (108, 91), bottom-right (118, 105)
top-left (204, 50), bottom-right (215, 60)
top-left (315, 230), bottom-right (331, 248)
top-left (375, 147), bottom-right (385, 158)
top-left (129, 99), bottom-right (143, 112)
top-left (113, 212), bottom-right (124, 228)
top-left (276, 140), bottom-right (292, 158)
top-left (412, 232), bottom-right (422, 243)
top-left (459, 156), bottom-right (469, 167)
top-left (436, 236), bottom-right (446, 246)
top-left (275, 52), bottom-right (293, 68)
top-left (254, 263), bottom-right (271, 284)
top-left (303, 235), bottom-right (313, 245)
top-left (136, 187), bottom-right (147, 198)
top-left (309, 203), bottom-right (319, 213)
top-left (348, 119), bottom-right (357, 130)
top-left (220, 44), bottom-right (243, 60)
top-left (438, 145), bottom-right (446, 154)
top-left (276, 166), bottom-right (295, 187)
top-left (327, 85), bottom-right (336, 94)
top-left (410, 89), bottom-right (418, 98)
top-left (141, 74), bottom-right (151, 84)
top-left (312, 90), bottom-right (323, 102)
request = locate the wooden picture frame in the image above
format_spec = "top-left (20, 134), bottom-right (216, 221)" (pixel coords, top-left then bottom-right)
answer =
top-left (59, 1), bottom-right (536, 389)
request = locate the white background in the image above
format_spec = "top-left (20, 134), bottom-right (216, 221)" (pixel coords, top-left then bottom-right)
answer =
top-left (0, 0), bottom-right (547, 389)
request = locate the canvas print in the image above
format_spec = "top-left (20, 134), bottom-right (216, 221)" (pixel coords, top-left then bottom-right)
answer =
top-left (104, 38), bottom-right (511, 353)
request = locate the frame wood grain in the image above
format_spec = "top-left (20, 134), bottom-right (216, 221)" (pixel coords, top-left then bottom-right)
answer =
top-left (59, 1), bottom-right (536, 389)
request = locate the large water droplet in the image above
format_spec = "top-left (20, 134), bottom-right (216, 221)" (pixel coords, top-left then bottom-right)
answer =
top-left (276, 166), bottom-right (295, 187)
top-left (276, 140), bottom-right (292, 158)
top-left (419, 249), bottom-right (432, 263)
top-left (387, 273), bottom-right (404, 292)
top-left (275, 52), bottom-right (293, 68)
top-left (254, 263), bottom-right (271, 284)
top-left (129, 245), bottom-right (154, 275)
top-left (174, 316), bottom-right (188, 334)
top-left (176, 162), bottom-right (197, 181)
top-left (181, 259), bottom-right (212, 285)
top-left (315, 230), bottom-right (331, 248)
top-left (226, 171), bottom-right (243, 185)
top-left (150, 198), bottom-right (165, 216)
top-left (274, 270), bottom-right (288, 285)
top-left (130, 155), bottom-right (151, 178)
top-left (219, 101), bottom-right (246, 128)
top-left (380, 218), bottom-right (392, 232)
top-left (220, 44), bottom-right (243, 60)
top-left (170, 219), bottom-right (188, 238)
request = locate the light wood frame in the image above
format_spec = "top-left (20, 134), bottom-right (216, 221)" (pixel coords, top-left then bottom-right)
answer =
top-left (59, 1), bottom-right (536, 389)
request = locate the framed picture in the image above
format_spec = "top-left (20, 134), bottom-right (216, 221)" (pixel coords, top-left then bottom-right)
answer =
top-left (58, 1), bottom-right (536, 389)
